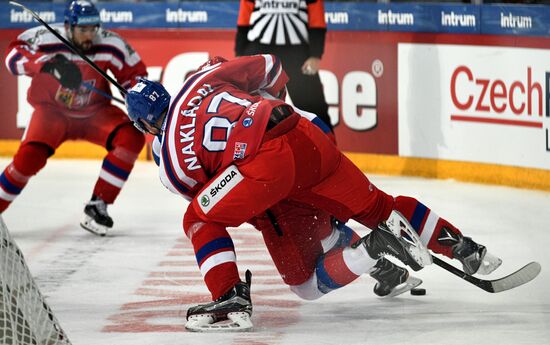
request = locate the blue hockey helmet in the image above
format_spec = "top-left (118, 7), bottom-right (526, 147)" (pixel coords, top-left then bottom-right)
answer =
top-left (64, 0), bottom-right (100, 27)
top-left (126, 79), bottom-right (171, 134)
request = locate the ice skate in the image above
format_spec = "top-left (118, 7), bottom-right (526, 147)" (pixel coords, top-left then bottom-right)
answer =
top-left (186, 270), bottom-right (253, 332)
top-left (438, 227), bottom-right (502, 275)
top-left (355, 212), bottom-right (431, 271)
top-left (369, 258), bottom-right (422, 298)
top-left (80, 197), bottom-right (113, 236)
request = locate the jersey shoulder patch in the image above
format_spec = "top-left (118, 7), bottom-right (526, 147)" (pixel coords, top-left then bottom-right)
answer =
top-left (96, 29), bottom-right (140, 65)
top-left (18, 24), bottom-right (66, 48)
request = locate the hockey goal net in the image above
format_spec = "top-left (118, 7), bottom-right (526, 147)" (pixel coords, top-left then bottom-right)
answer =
top-left (0, 216), bottom-right (71, 345)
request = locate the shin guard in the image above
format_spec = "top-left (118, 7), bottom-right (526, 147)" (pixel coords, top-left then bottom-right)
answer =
top-left (184, 207), bottom-right (241, 300)
top-left (393, 196), bottom-right (463, 258)
top-left (0, 143), bottom-right (49, 213)
top-left (93, 124), bottom-right (145, 203)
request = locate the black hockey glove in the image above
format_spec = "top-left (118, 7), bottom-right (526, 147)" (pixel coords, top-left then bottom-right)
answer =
top-left (40, 54), bottom-right (82, 90)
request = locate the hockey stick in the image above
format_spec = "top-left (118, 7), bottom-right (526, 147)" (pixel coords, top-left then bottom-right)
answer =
top-left (432, 255), bottom-right (541, 293)
top-left (9, 1), bottom-right (127, 96)
top-left (82, 82), bottom-right (125, 104)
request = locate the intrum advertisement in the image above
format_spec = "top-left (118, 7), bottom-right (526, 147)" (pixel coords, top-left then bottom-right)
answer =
top-left (2, 1), bottom-right (550, 36)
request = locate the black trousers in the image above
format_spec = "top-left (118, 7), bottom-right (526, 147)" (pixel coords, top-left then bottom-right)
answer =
top-left (242, 42), bottom-right (332, 130)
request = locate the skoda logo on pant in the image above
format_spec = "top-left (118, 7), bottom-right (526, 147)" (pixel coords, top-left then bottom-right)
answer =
top-left (199, 165), bottom-right (244, 214)
top-left (209, 170), bottom-right (238, 197)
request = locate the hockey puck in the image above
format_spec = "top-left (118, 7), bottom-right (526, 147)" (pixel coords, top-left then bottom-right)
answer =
top-left (410, 288), bottom-right (426, 296)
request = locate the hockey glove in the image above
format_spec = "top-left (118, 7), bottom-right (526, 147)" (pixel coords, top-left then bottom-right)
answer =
top-left (40, 54), bottom-right (82, 90)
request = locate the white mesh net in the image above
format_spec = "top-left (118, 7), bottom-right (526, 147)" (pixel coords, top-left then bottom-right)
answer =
top-left (0, 216), bottom-right (71, 345)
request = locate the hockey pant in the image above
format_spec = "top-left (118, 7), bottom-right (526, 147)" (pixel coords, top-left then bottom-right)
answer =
top-left (183, 118), bottom-right (464, 300)
top-left (0, 105), bottom-right (145, 213)
top-left (253, 201), bottom-right (363, 300)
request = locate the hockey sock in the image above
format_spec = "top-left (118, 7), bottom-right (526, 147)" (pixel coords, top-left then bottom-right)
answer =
top-left (0, 143), bottom-right (49, 213)
top-left (184, 218), bottom-right (241, 300)
top-left (315, 246), bottom-right (378, 294)
top-left (315, 227), bottom-right (377, 295)
top-left (393, 196), bottom-right (463, 258)
top-left (92, 125), bottom-right (145, 203)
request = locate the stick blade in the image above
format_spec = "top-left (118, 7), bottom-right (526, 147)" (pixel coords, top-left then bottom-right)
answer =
top-left (490, 262), bottom-right (541, 293)
top-left (9, 1), bottom-right (24, 8)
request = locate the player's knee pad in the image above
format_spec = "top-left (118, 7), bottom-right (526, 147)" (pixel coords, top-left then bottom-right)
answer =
top-left (13, 142), bottom-right (51, 176)
top-left (184, 221), bottom-right (207, 241)
top-left (183, 206), bottom-right (203, 239)
top-left (110, 146), bottom-right (140, 165)
top-left (109, 123), bottom-right (146, 158)
top-left (289, 273), bottom-right (325, 301)
top-left (321, 220), bottom-right (360, 253)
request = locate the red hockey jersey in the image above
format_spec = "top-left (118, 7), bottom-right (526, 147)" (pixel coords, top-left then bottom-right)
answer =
top-left (4, 24), bottom-right (147, 116)
top-left (155, 54), bottom-right (289, 201)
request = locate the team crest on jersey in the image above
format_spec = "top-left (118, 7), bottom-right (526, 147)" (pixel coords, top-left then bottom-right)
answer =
top-left (55, 88), bottom-right (75, 107)
top-left (233, 142), bottom-right (248, 160)
top-left (54, 79), bottom-right (94, 109)
top-left (242, 117), bottom-right (253, 127)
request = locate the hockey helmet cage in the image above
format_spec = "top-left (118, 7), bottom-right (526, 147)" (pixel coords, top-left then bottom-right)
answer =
top-left (126, 79), bottom-right (171, 133)
top-left (64, 0), bottom-right (100, 27)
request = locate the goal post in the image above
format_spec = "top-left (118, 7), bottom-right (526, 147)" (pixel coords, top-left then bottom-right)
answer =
top-left (0, 216), bottom-right (72, 345)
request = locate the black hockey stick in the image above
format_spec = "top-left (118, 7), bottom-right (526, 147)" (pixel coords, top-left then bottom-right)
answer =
top-left (432, 255), bottom-right (541, 293)
top-left (82, 82), bottom-right (125, 104)
top-left (9, 1), bottom-right (127, 96)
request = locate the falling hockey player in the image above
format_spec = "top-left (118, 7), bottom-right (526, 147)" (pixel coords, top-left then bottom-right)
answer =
top-left (124, 55), bottom-right (503, 331)
top-left (0, 0), bottom-right (147, 236)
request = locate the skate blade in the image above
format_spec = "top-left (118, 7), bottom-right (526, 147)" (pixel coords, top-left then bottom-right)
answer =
top-left (80, 216), bottom-right (108, 237)
top-left (381, 276), bottom-right (423, 298)
top-left (185, 312), bottom-right (253, 332)
top-left (386, 211), bottom-right (432, 268)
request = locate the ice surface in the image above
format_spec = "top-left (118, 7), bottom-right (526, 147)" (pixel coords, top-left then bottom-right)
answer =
top-left (1, 158), bottom-right (549, 345)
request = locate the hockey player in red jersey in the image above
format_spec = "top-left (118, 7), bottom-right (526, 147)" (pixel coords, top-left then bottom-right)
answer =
top-left (125, 55), bottom-right (502, 331)
top-left (0, 0), bottom-right (147, 236)
top-left (143, 60), bottom-right (420, 302)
